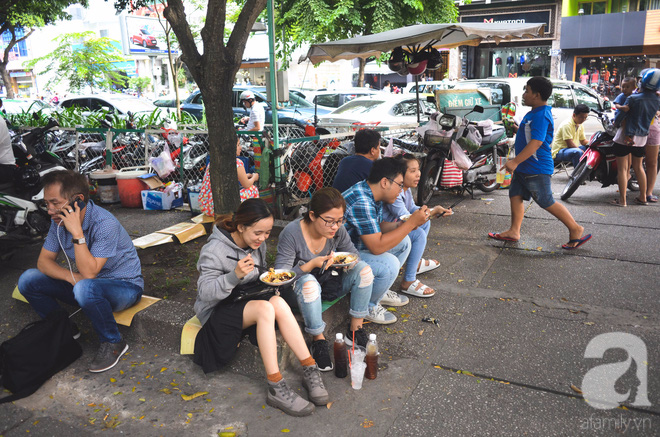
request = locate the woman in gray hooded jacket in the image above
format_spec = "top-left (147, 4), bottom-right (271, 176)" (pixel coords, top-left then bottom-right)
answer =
top-left (193, 199), bottom-right (328, 417)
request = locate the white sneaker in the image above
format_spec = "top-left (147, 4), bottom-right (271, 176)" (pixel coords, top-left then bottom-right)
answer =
top-left (379, 290), bottom-right (409, 307)
top-left (365, 304), bottom-right (397, 325)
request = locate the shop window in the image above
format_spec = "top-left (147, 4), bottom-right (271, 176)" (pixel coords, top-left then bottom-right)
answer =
top-left (578, 1), bottom-right (607, 14)
top-left (549, 87), bottom-right (574, 109)
top-left (573, 87), bottom-right (600, 111)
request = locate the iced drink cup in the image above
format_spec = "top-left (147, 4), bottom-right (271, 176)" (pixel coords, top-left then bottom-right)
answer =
top-left (351, 362), bottom-right (367, 389)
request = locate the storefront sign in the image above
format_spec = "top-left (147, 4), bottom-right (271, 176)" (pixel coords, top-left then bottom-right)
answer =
top-left (435, 89), bottom-right (489, 109)
top-left (462, 10), bottom-right (551, 35)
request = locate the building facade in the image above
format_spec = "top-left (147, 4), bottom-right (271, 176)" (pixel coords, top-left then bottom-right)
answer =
top-left (457, 0), bottom-right (562, 79)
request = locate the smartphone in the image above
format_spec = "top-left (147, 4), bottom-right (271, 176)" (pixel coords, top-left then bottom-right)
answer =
top-left (70, 196), bottom-right (86, 210)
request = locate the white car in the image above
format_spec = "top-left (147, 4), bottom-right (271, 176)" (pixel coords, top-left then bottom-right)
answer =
top-left (306, 88), bottom-right (379, 111)
top-left (59, 94), bottom-right (159, 116)
top-left (452, 78), bottom-right (613, 137)
top-left (318, 94), bottom-right (437, 128)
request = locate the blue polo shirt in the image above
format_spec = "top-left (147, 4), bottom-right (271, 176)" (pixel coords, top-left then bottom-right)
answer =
top-left (43, 200), bottom-right (144, 288)
top-left (332, 155), bottom-right (373, 193)
top-left (514, 105), bottom-right (555, 175)
top-left (342, 180), bottom-right (382, 251)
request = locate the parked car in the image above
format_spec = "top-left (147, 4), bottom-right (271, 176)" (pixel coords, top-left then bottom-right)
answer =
top-left (452, 78), bottom-right (612, 137)
top-left (304, 88), bottom-right (379, 111)
top-left (405, 80), bottom-right (456, 94)
top-left (1, 98), bottom-right (53, 115)
top-left (59, 94), bottom-right (159, 116)
top-left (318, 94), bottom-right (437, 128)
top-left (180, 87), bottom-right (332, 125)
top-left (130, 27), bottom-right (158, 48)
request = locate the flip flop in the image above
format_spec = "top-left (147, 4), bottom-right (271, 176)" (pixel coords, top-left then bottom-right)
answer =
top-left (488, 232), bottom-right (519, 243)
top-left (562, 234), bottom-right (592, 250)
top-left (609, 199), bottom-right (626, 207)
top-left (634, 198), bottom-right (648, 206)
top-left (416, 258), bottom-right (440, 274)
top-left (647, 195), bottom-right (659, 203)
top-left (400, 279), bottom-right (435, 298)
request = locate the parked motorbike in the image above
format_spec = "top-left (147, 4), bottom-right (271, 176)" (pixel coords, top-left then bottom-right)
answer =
top-left (417, 105), bottom-right (510, 204)
top-left (0, 119), bottom-right (67, 257)
top-left (560, 109), bottom-right (660, 200)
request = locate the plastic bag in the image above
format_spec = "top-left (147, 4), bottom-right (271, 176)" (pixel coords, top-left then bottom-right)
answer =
top-left (150, 143), bottom-right (175, 178)
top-left (451, 140), bottom-right (473, 170)
top-left (457, 124), bottom-right (482, 153)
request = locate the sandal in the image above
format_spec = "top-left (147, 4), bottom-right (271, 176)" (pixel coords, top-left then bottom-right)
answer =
top-left (400, 280), bottom-right (435, 298)
top-left (646, 195), bottom-right (658, 203)
top-left (609, 199), bottom-right (626, 207)
top-left (634, 198), bottom-right (648, 206)
top-left (416, 258), bottom-right (440, 274)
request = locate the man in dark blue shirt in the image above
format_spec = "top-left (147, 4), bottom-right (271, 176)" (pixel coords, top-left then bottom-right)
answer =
top-left (332, 129), bottom-right (381, 193)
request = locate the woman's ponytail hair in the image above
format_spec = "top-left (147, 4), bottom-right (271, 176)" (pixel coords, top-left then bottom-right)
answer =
top-left (216, 198), bottom-right (273, 232)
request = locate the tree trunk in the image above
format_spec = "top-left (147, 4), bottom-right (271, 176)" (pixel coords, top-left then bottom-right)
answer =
top-left (0, 61), bottom-right (14, 98)
top-left (357, 58), bottom-right (366, 87)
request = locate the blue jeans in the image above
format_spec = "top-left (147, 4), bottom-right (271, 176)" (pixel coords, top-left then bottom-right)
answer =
top-left (359, 236), bottom-right (411, 307)
top-left (293, 260), bottom-right (373, 336)
top-left (556, 146), bottom-right (587, 168)
top-left (18, 269), bottom-right (143, 343)
top-left (404, 221), bottom-right (430, 282)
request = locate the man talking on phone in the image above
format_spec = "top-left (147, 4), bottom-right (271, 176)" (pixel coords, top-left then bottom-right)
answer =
top-left (18, 170), bottom-right (143, 373)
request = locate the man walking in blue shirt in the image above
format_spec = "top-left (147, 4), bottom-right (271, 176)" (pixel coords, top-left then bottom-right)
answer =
top-left (488, 77), bottom-right (592, 250)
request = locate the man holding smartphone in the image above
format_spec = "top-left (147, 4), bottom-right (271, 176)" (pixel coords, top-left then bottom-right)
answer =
top-left (18, 170), bottom-right (143, 373)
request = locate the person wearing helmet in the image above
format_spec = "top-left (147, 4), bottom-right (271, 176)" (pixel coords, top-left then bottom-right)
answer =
top-left (610, 68), bottom-right (660, 206)
top-left (0, 98), bottom-right (16, 184)
top-left (239, 90), bottom-right (265, 131)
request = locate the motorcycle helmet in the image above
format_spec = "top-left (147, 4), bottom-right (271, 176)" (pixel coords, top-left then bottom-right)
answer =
top-left (426, 48), bottom-right (443, 71)
top-left (407, 60), bottom-right (428, 76)
top-left (15, 166), bottom-right (40, 191)
top-left (388, 46), bottom-right (406, 72)
top-left (397, 65), bottom-right (410, 77)
top-left (239, 90), bottom-right (255, 102)
top-left (641, 68), bottom-right (660, 91)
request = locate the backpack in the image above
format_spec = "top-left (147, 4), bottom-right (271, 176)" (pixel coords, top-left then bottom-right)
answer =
top-left (0, 309), bottom-right (82, 403)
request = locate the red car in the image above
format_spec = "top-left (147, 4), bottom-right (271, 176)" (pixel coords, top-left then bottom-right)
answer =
top-left (130, 28), bottom-right (158, 48)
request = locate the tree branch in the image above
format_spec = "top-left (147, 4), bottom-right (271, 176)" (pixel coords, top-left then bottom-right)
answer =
top-left (201, 0), bottom-right (227, 51)
top-left (163, 0), bottom-right (202, 82)
top-left (227, 0), bottom-right (267, 65)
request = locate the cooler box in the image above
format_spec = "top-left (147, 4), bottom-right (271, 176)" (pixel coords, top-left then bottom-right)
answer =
top-left (116, 169), bottom-right (148, 208)
top-left (89, 169), bottom-right (120, 204)
top-left (141, 185), bottom-right (184, 210)
top-left (187, 186), bottom-right (201, 214)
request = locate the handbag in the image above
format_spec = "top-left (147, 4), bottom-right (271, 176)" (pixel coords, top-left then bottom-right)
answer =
top-left (0, 309), bottom-right (82, 404)
top-left (312, 267), bottom-right (344, 301)
top-left (227, 281), bottom-right (276, 303)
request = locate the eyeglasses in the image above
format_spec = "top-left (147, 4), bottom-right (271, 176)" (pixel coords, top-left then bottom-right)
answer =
top-left (317, 215), bottom-right (346, 227)
top-left (386, 177), bottom-right (405, 191)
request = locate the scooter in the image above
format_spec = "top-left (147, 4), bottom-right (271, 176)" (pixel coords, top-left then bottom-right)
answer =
top-left (417, 105), bottom-right (510, 204)
top-left (560, 109), bottom-right (660, 200)
top-left (0, 119), bottom-right (67, 257)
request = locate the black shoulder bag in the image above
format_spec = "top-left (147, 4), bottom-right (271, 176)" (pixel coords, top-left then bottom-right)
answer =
top-left (0, 309), bottom-right (83, 404)
top-left (311, 267), bottom-right (344, 301)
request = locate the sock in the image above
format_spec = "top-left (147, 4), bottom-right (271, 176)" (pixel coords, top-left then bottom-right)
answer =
top-left (267, 372), bottom-right (282, 383)
top-left (300, 356), bottom-right (315, 367)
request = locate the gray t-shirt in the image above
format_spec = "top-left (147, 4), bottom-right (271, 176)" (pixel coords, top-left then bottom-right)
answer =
top-left (275, 217), bottom-right (358, 277)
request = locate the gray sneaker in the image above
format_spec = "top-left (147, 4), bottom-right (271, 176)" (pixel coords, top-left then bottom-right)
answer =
top-left (302, 365), bottom-right (329, 406)
top-left (267, 379), bottom-right (315, 416)
top-left (89, 340), bottom-right (128, 373)
top-left (379, 290), bottom-right (409, 307)
top-left (365, 304), bottom-right (398, 325)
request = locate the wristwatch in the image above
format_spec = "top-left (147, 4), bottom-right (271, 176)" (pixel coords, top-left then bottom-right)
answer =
top-left (72, 237), bottom-right (86, 245)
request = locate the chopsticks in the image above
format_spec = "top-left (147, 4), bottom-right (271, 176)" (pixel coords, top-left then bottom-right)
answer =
top-left (226, 255), bottom-right (268, 273)
top-left (319, 236), bottom-right (338, 275)
top-left (438, 197), bottom-right (466, 217)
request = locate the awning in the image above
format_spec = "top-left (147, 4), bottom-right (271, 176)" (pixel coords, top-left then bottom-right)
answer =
top-left (300, 22), bottom-right (545, 64)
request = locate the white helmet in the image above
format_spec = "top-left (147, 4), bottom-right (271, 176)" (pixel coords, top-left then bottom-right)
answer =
top-left (239, 90), bottom-right (255, 101)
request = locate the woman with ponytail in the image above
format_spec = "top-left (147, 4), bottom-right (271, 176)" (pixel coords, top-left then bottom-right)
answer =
top-left (193, 199), bottom-right (328, 416)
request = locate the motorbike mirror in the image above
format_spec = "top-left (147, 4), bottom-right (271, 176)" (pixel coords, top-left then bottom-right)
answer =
top-left (602, 100), bottom-right (612, 111)
top-left (32, 112), bottom-right (40, 120)
top-left (473, 105), bottom-right (484, 113)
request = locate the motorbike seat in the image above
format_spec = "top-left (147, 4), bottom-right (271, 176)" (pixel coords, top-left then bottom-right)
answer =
top-left (0, 182), bottom-right (13, 192)
top-left (479, 126), bottom-right (506, 145)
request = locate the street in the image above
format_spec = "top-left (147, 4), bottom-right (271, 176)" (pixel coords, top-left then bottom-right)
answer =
top-left (1, 172), bottom-right (658, 436)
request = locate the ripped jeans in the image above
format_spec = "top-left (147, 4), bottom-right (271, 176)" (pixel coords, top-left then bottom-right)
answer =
top-left (292, 260), bottom-right (374, 336)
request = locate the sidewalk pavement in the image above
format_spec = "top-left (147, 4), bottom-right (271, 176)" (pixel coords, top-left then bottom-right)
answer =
top-left (1, 175), bottom-right (659, 436)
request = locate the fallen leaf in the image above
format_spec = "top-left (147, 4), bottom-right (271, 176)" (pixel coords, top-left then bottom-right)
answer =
top-left (584, 322), bottom-right (595, 326)
top-left (387, 307), bottom-right (397, 312)
top-left (110, 378), bottom-right (116, 383)
top-left (457, 279), bottom-right (464, 283)
top-left (560, 298), bottom-right (568, 302)
top-left (326, 402), bottom-right (333, 409)
top-left (113, 391), bottom-right (122, 395)
top-left (418, 330), bottom-right (424, 336)
top-left (160, 388), bottom-right (172, 394)
top-left (160, 367), bottom-right (167, 373)
top-left (181, 391), bottom-right (209, 401)
top-left (536, 247), bottom-right (542, 251)
top-left (187, 413), bottom-right (193, 418)
top-left (139, 398), bottom-right (146, 402)
top-left (570, 384), bottom-right (583, 394)
top-left (219, 433), bottom-right (236, 437)
top-left (281, 429), bottom-right (290, 433)
top-left (170, 382), bottom-right (179, 387)
top-left (361, 419), bottom-right (374, 429)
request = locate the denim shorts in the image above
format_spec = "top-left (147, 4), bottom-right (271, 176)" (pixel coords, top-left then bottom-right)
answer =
top-left (509, 172), bottom-right (555, 208)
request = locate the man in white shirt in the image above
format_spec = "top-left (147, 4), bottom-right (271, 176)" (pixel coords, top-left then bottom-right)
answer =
top-left (239, 90), bottom-right (265, 131)
top-left (0, 98), bottom-right (16, 184)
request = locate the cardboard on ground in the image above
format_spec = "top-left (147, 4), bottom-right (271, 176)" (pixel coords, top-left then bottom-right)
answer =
top-left (180, 315), bottom-right (202, 355)
top-left (158, 222), bottom-right (206, 243)
top-left (191, 213), bottom-right (214, 224)
top-left (132, 232), bottom-right (175, 249)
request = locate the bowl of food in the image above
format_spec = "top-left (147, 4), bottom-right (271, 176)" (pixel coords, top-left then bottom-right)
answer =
top-left (332, 252), bottom-right (359, 267)
top-left (399, 214), bottom-right (411, 222)
top-left (260, 268), bottom-right (296, 286)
